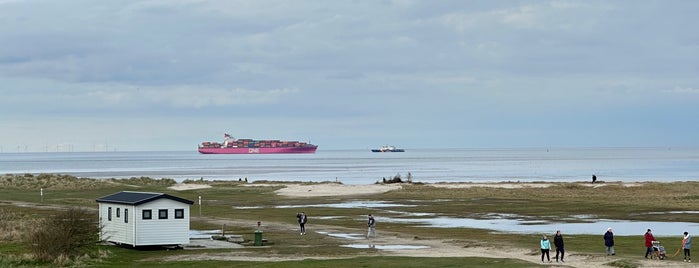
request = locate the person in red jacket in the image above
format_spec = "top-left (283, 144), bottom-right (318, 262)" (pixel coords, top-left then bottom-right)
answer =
top-left (644, 229), bottom-right (656, 258)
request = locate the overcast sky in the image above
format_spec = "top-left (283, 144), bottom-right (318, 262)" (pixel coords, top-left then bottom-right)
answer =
top-left (1, 0), bottom-right (698, 152)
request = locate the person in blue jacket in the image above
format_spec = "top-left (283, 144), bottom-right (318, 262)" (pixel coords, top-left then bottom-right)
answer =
top-left (604, 227), bottom-right (615, 255)
top-left (540, 234), bottom-right (551, 263)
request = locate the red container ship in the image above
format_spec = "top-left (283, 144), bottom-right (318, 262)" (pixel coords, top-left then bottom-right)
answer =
top-left (198, 134), bottom-right (317, 154)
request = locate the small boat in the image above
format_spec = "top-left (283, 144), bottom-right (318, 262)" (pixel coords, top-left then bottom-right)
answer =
top-left (371, 145), bottom-right (405, 152)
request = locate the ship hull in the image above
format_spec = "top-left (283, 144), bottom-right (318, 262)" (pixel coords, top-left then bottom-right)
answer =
top-left (198, 146), bottom-right (317, 154)
top-left (371, 149), bottom-right (404, 152)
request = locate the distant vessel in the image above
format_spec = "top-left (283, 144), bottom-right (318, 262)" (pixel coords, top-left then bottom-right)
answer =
top-left (371, 145), bottom-right (405, 152)
top-left (199, 134), bottom-right (317, 154)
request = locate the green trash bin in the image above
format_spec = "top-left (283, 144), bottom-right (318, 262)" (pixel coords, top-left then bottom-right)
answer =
top-left (254, 230), bottom-right (263, 246)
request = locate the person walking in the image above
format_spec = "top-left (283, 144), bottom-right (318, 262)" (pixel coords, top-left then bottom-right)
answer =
top-left (592, 174), bottom-right (597, 183)
top-left (297, 212), bottom-right (308, 235)
top-left (644, 229), bottom-right (656, 258)
top-left (540, 235), bottom-right (552, 263)
top-left (367, 214), bottom-right (376, 238)
top-left (604, 227), bottom-right (615, 255)
top-left (683, 231), bottom-right (692, 262)
top-left (554, 230), bottom-right (565, 262)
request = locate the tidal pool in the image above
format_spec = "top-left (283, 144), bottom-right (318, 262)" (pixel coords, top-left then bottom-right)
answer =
top-left (189, 230), bottom-right (222, 239)
top-left (316, 231), bottom-right (364, 240)
top-left (381, 215), bottom-right (698, 236)
top-left (341, 244), bottom-right (430, 250)
top-left (232, 206), bottom-right (264, 209)
top-left (382, 209), bottom-right (436, 217)
top-left (276, 200), bottom-right (417, 209)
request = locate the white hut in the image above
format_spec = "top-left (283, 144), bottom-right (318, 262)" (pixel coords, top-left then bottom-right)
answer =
top-left (96, 191), bottom-right (194, 247)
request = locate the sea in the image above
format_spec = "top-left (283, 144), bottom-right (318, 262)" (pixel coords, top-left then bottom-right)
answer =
top-left (3, 147), bottom-right (699, 236)
top-left (2, 147), bottom-right (699, 184)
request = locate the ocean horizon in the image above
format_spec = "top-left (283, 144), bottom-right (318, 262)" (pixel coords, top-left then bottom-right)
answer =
top-left (2, 147), bottom-right (699, 185)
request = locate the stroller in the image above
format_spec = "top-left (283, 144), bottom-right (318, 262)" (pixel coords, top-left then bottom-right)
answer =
top-left (650, 240), bottom-right (666, 260)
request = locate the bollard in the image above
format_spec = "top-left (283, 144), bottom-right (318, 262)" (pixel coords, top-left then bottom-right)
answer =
top-left (254, 230), bottom-right (263, 246)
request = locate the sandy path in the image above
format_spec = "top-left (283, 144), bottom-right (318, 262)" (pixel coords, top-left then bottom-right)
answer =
top-left (168, 183), bottom-right (212, 191)
top-left (170, 181), bottom-right (648, 196)
top-left (273, 183), bottom-right (402, 197)
top-left (169, 182), bottom-right (402, 197)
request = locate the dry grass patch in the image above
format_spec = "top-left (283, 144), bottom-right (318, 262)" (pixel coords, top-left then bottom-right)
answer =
top-left (0, 174), bottom-right (178, 191)
top-left (0, 208), bottom-right (42, 241)
top-left (0, 174), bottom-right (106, 190)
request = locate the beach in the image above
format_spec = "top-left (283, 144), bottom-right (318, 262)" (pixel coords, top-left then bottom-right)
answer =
top-left (167, 181), bottom-right (644, 196)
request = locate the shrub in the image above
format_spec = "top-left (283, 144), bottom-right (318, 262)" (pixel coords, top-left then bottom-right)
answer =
top-left (27, 208), bottom-right (101, 262)
top-left (607, 260), bottom-right (639, 268)
top-left (380, 172), bottom-right (414, 184)
top-left (113, 176), bottom-right (177, 187)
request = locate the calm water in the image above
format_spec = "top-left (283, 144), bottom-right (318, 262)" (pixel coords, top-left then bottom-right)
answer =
top-left (4, 148), bottom-right (698, 236)
top-left (2, 147), bottom-right (699, 184)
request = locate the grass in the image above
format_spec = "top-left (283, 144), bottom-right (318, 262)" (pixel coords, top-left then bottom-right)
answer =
top-left (90, 256), bottom-right (542, 268)
top-left (214, 257), bottom-right (539, 268)
top-left (0, 174), bottom-right (697, 267)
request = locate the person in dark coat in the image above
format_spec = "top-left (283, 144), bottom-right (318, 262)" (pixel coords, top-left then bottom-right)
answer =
top-left (367, 214), bottom-right (376, 238)
top-left (604, 227), bottom-right (615, 255)
top-left (296, 212), bottom-right (307, 235)
top-left (554, 230), bottom-right (565, 262)
top-left (592, 174), bottom-right (597, 183)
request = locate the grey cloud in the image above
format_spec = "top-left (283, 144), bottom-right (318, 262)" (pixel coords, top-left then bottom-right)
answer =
top-left (2, 0), bottom-right (699, 150)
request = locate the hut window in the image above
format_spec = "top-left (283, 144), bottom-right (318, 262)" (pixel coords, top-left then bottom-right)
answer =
top-left (116, 208), bottom-right (120, 218)
top-left (124, 209), bottom-right (128, 223)
top-left (158, 209), bottom-right (168, 219)
top-left (175, 209), bottom-right (184, 219)
top-left (142, 209), bottom-right (152, 220)
top-left (108, 207), bottom-right (112, 221)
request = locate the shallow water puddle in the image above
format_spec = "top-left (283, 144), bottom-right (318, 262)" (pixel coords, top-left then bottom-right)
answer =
top-left (316, 231), bottom-right (364, 239)
top-left (638, 211), bottom-right (699, 215)
top-left (382, 209), bottom-right (436, 217)
top-left (341, 244), bottom-right (430, 250)
top-left (381, 215), bottom-right (699, 236)
top-left (232, 206), bottom-right (264, 209)
top-left (276, 200), bottom-right (417, 209)
top-left (316, 216), bottom-right (345, 220)
top-left (189, 230), bottom-right (222, 239)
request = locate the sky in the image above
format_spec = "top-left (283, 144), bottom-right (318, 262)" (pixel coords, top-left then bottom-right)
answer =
top-left (1, 0), bottom-right (698, 152)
